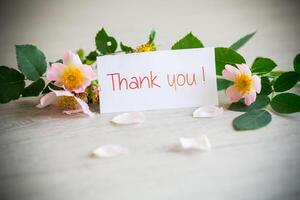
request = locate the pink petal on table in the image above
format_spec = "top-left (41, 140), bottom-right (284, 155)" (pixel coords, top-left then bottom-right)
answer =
top-left (74, 97), bottom-right (94, 116)
top-left (111, 112), bottom-right (145, 125)
top-left (36, 92), bottom-right (57, 108)
top-left (63, 109), bottom-right (83, 115)
top-left (193, 105), bottom-right (223, 118)
top-left (180, 135), bottom-right (211, 151)
top-left (91, 145), bottom-right (128, 158)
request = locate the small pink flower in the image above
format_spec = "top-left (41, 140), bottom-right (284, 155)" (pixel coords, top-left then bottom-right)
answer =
top-left (222, 64), bottom-right (261, 106)
top-left (37, 88), bottom-right (94, 116)
top-left (47, 50), bottom-right (97, 93)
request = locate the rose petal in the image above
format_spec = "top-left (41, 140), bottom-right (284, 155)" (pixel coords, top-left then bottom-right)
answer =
top-left (226, 85), bottom-right (242, 102)
top-left (63, 109), bottom-right (83, 115)
top-left (111, 112), bottom-right (145, 125)
top-left (46, 63), bottom-right (66, 82)
top-left (72, 86), bottom-right (86, 94)
top-left (63, 50), bottom-right (82, 65)
top-left (74, 97), bottom-right (94, 116)
top-left (69, 64), bottom-right (97, 93)
top-left (36, 92), bottom-right (58, 108)
top-left (222, 64), bottom-right (240, 81)
top-left (180, 135), bottom-right (211, 151)
top-left (49, 88), bottom-right (73, 97)
top-left (80, 64), bottom-right (97, 80)
top-left (91, 145), bottom-right (128, 158)
top-left (244, 89), bottom-right (257, 106)
top-left (252, 75), bottom-right (261, 93)
top-left (236, 64), bottom-right (251, 75)
top-left (193, 105), bottom-right (223, 118)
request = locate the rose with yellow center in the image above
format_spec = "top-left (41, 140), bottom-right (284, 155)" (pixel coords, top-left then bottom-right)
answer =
top-left (37, 88), bottom-right (93, 116)
top-left (234, 73), bottom-right (253, 96)
top-left (222, 64), bottom-right (261, 106)
top-left (61, 66), bottom-right (84, 91)
top-left (37, 50), bottom-right (96, 116)
top-left (47, 50), bottom-right (96, 93)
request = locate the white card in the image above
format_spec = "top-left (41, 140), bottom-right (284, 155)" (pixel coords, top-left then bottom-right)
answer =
top-left (97, 48), bottom-right (218, 113)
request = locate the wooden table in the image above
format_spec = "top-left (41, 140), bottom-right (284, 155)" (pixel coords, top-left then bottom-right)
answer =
top-left (1, 91), bottom-right (300, 200)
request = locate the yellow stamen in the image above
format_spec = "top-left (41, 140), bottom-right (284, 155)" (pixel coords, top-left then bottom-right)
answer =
top-left (134, 42), bottom-right (156, 53)
top-left (76, 92), bottom-right (88, 100)
top-left (61, 66), bottom-right (84, 90)
top-left (57, 96), bottom-right (78, 110)
top-left (234, 73), bottom-right (253, 96)
top-left (57, 92), bottom-right (88, 110)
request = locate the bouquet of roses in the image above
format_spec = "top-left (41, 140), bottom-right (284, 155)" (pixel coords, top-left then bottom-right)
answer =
top-left (0, 28), bottom-right (299, 131)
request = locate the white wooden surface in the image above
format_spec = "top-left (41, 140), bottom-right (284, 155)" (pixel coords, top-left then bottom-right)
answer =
top-left (1, 0), bottom-right (300, 200)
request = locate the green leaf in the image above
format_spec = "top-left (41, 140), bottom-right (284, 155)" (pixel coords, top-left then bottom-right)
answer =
top-left (0, 66), bottom-right (25, 103)
top-left (270, 93), bottom-right (300, 113)
top-left (293, 53), bottom-right (300, 73)
top-left (251, 57), bottom-right (277, 73)
top-left (171, 32), bottom-right (204, 50)
top-left (15, 44), bottom-right (47, 81)
top-left (95, 28), bottom-right (117, 55)
top-left (83, 50), bottom-right (99, 65)
top-left (228, 95), bottom-right (270, 112)
top-left (260, 77), bottom-right (273, 95)
top-left (42, 81), bottom-right (61, 94)
top-left (148, 29), bottom-right (156, 43)
top-left (229, 31), bottom-right (256, 51)
top-left (120, 42), bottom-right (134, 53)
top-left (215, 47), bottom-right (246, 75)
top-left (76, 49), bottom-right (85, 62)
top-left (233, 109), bottom-right (272, 130)
top-left (22, 78), bottom-right (45, 97)
top-left (273, 71), bottom-right (300, 92)
top-left (217, 78), bottom-right (233, 91)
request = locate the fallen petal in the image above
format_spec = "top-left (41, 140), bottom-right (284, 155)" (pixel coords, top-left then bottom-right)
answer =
top-left (91, 145), bottom-right (128, 158)
top-left (180, 135), bottom-right (211, 151)
top-left (111, 112), bottom-right (144, 125)
top-left (63, 109), bottom-right (83, 115)
top-left (193, 105), bottom-right (223, 118)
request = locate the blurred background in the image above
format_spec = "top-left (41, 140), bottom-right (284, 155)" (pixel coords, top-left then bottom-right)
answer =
top-left (0, 0), bottom-right (299, 69)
